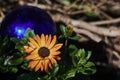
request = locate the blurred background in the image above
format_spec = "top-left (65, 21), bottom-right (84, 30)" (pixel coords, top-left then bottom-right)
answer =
top-left (0, 0), bottom-right (120, 80)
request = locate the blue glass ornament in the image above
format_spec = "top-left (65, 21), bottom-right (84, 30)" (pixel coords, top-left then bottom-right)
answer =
top-left (0, 6), bottom-right (56, 39)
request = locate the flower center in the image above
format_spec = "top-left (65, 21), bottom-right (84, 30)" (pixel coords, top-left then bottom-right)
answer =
top-left (38, 47), bottom-right (50, 58)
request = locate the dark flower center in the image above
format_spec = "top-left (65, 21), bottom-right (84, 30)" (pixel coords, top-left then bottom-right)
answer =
top-left (38, 47), bottom-right (50, 58)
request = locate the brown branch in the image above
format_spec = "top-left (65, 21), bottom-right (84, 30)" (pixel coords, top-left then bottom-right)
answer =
top-left (106, 48), bottom-right (120, 69)
top-left (27, 3), bottom-right (85, 15)
top-left (95, 0), bottom-right (107, 9)
top-left (90, 18), bottom-right (120, 25)
top-left (113, 51), bottom-right (120, 60)
top-left (0, 10), bottom-right (5, 23)
top-left (27, 3), bottom-right (66, 14)
top-left (51, 14), bottom-right (120, 37)
top-left (99, 10), bottom-right (113, 20)
top-left (74, 28), bottom-right (102, 42)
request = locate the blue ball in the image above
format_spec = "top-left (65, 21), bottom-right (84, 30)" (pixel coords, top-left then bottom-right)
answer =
top-left (0, 6), bottom-right (56, 39)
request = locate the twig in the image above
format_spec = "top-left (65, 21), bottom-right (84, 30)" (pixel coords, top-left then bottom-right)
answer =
top-left (105, 46), bottom-right (120, 69)
top-left (0, 17), bottom-right (2, 23)
top-left (99, 10), bottom-right (113, 20)
top-left (74, 28), bottom-right (102, 42)
top-left (96, 0), bottom-right (106, 7)
top-left (78, 35), bottom-right (89, 42)
top-left (112, 60), bottom-right (120, 68)
top-left (67, 10), bottom-right (85, 15)
top-left (51, 14), bottom-right (120, 37)
top-left (27, 3), bottom-right (66, 14)
top-left (0, 10), bottom-right (5, 18)
top-left (91, 0), bottom-right (113, 20)
top-left (113, 51), bottom-right (120, 60)
top-left (45, 0), bottom-right (52, 5)
top-left (0, 10), bottom-right (5, 23)
top-left (90, 18), bottom-right (120, 25)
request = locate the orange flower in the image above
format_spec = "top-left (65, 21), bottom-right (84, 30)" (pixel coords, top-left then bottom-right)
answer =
top-left (24, 34), bottom-right (63, 72)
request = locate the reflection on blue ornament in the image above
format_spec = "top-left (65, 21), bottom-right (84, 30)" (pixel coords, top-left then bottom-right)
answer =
top-left (15, 27), bottom-right (25, 39)
top-left (9, 20), bottom-right (33, 39)
top-left (0, 6), bottom-right (56, 39)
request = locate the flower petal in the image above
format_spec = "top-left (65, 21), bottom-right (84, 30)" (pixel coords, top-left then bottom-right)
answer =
top-left (34, 56), bottom-right (42, 60)
top-left (50, 51), bottom-right (61, 56)
top-left (51, 43), bottom-right (63, 51)
top-left (46, 35), bottom-right (51, 47)
top-left (48, 61), bottom-right (53, 69)
top-left (28, 42), bottom-right (36, 49)
top-left (25, 54), bottom-right (38, 60)
top-left (40, 60), bottom-right (44, 71)
top-left (24, 46), bottom-right (28, 49)
top-left (45, 35), bottom-right (48, 42)
top-left (40, 34), bottom-right (45, 47)
top-left (31, 48), bottom-right (38, 55)
top-left (48, 35), bottom-right (56, 49)
top-left (50, 58), bottom-right (57, 65)
top-left (35, 60), bottom-right (42, 71)
top-left (53, 56), bottom-right (61, 60)
top-left (34, 35), bottom-right (41, 47)
top-left (24, 46), bottom-right (34, 53)
top-left (29, 37), bottom-right (39, 47)
top-left (24, 49), bottom-right (39, 60)
top-left (44, 59), bottom-right (49, 72)
top-left (28, 60), bottom-right (39, 69)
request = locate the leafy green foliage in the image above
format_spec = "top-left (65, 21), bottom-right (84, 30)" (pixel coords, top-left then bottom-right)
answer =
top-left (24, 28), bottom-right (35, 38)
top-left (0, 26), bottom-right (96, 80)
top-left (0, 37), bottom-right (10, 55)
top-left (60, 24), bottom-right (67, 37)
top-left (9, 53), bottom-right (24, 66)
top-left (52, 64), bottom-right (59, 76)
top-left (69, 47), bottom-right (96, 75)
top-left (59, 25), bottom-right (80, 40)
top-left (64, 69), bottom-right (76, 80)
top-left (0, 28), bottom-right (35, 74)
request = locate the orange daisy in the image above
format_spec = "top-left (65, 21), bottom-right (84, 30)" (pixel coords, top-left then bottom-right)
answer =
top-left (23, 34), bottom-right (63, 72)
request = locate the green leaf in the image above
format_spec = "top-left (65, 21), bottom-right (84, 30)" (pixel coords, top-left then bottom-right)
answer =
top-left (24, 28), bottom-right (35, 38)
top-left (60, 25), bottom-right (67, 37)
top-left (65, 69), bottom-right (76, 80)
top-left (40, 75), bottom-right (49, 80)
top-left (10, 57), bottom-right (23, 65)
top-left (0, 37), bottom-right (9, 52)
top-left (21, 61), bottom-right (29, 70)
top-left (0, 65), bottom-right (9, 73)
top-left (69, 36), bottom-right (80, 41)
top-left (58, 35), bottom-right (64, 39)
top-left (77, 66), bottom-right (85, 74)
top-left (10, 38), bottom-right (19, 43)
top-left (84, 62), bottom-right (95, 68)
top-left (76, 49), bottom-right (85, 58)
top-left (10, 67), bottom-right (18, 73)
top-left (84, 11), bottom-right (97, 17)
top-left (78, 58), bottom-right (87, 65)
top-left (9, 53), bottom-right (24, 65)
top-left (68, 45), bottom-right (78, 66)
top-left (69, 45), bottom-right (78, 57)
top-left (0, 57), bottom-right (4, 64)
top-left (78, 62), bottom-right (96, 75)
top-left (11, 37), bottom-right (28, 52)
top-left (86, 51), bottom-right (92, 60)
top-left (53, 64), bottom-right (59, 76)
